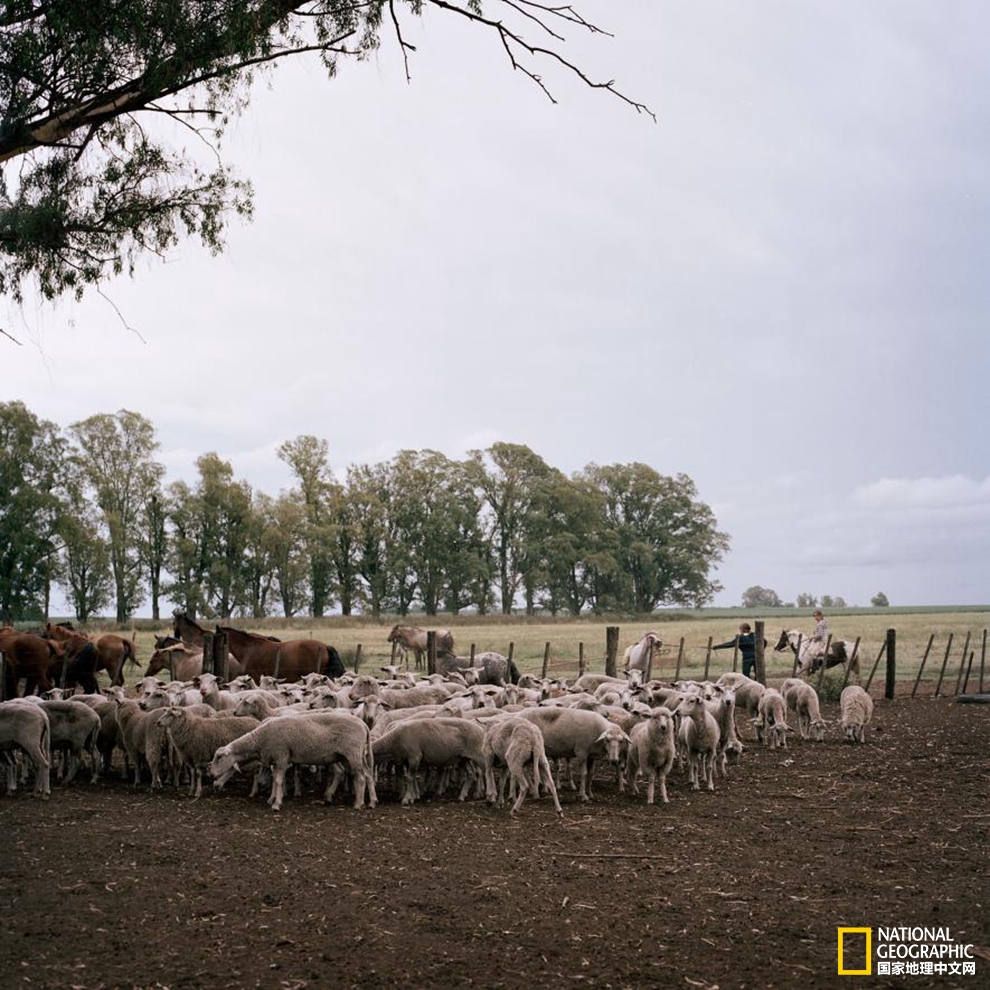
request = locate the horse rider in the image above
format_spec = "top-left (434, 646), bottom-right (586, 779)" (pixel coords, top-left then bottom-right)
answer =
top-left (805, 609), bottom-right (829, 668)
top-left (712, 623), bottom-right (766, 679)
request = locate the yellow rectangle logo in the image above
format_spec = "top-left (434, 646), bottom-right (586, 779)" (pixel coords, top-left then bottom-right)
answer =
top-left (837, 928), bottom-right (872, 975)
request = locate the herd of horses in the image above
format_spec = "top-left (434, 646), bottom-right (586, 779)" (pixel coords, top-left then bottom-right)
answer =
top-left (0, 617), bottom-right (861, 700)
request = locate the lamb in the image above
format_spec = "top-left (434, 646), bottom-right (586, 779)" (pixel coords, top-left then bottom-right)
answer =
top-left (755, 688), bottom-right (791, 749)
top-left (37, 700), bottom-right (102, 784)
top-left (676, 694), bottom-right (720, 791)
top-left (482, 716), bottom-right (562, 815)
top-left (840, 686), bottom-right (873, 744)
top-left (0, 700), bottom-right (51, 798)
top-left (623, 708), bottom-right (676, 804)
top-left (781, 678), bottom-right (827, 741)
top-left (158, 708), bottom-right (260, 797)
top-left (516, 708), bottom-right (630, 802)
top-left (730, 678), bottom-right (767, 737)
top-left (372, 717), bottom-right (485, 806)
top-left (113, 699), bottom-right (171, 786)
top-left (192, 673), bottom-right (239, 711)
top-left (210, 712), bottom-right (376, 811)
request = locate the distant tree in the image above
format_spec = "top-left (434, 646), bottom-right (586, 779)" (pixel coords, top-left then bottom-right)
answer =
top-left (820, 595), bottom-right (834, 608)
top-left (796, 592), bottom-right (818, 608)
top-left (0, 401), bottom-right (64, 621)
top-left (580, 463), bottom-right (729, 611)
top-left (138, 490), bottom-right (168, 620)
top-left (347, 462), bottom-right (395, 618)
top-left (263, 494), bottom-right (309, 618)
top-left (741, 585), bottom-right (783, 609)
top-left (69, 410), bottom-right (163, 620)
top-left (871, 592), bottom-right (890, 607)
top-left (831, 596), bottom-right (847, 608)
top-left (56, 467), bottom-right (113, 622)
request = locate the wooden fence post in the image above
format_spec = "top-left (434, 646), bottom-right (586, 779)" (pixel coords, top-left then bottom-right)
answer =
top-left (961, 652), bottom-right (975, 694)
top-left (201, 632), bottom-right (214, 675)
top-left (884, 628), bottom-right (896, 700)
top-left (816, 634), bottom-right (833, 691)
top-left (645, 638), bottom-right (655, 683)
top-left (911, 633), bottom-right (936, 698)
top-left (791, 634), bottom-right (803, 677)
top-left (981, 630), bottom-right (987, 694)
top-left (273, 645), bottom-right (281, 680)
top-left (953, 631), bottom-right (972, 696)
top-left (578, 642), bottom-right (585, 677)
top-left (427, 631), bottom-right (437, 676)
top-left (703, 636), bottom-right (713, 681)
top-left (731, 637), bottom-right (738, 673)
top-left (469, 643), bottom-right (476, 666)
top-left (865, 640), bottom-right (887, 693)
top-left (60, 652), bottom-right (70, 691)
top-left (214, 630), bottom-right (228, 682)
top-left (934, 632), bottom-right (954, 697)
top-left (354, 644), bottom-right (362, 674)
top-left (507, 642), bottom-right (515, 670)
top-left (604, 627), bottom-right (619, 678)
top-left (840, 636), bottom-right (861, 691)
top-left (541, 642), bottom-right (551, 679)
top-left (674, 637), bottom-right (685, 681)
top-left (754, 621), bottom-right (766, 686)
top-left (0, 651), bottom-right (6, 701)
top-left (390, 640), bottom-right (398, 668)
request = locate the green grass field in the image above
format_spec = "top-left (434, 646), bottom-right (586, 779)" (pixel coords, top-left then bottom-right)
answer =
top-left (71, 608), bottom-right (989, 691)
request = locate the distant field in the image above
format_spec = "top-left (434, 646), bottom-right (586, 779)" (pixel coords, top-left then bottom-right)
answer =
top-left (53, 607), bottom-right (989, 691)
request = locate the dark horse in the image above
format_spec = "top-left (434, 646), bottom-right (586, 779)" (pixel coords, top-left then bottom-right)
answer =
top-left (218, 626), bottom-right (344, 681)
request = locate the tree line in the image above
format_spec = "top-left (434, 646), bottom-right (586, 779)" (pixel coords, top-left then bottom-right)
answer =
top-left (0, 403), bottom-right (730, 623)
top-left (741, 586), bottom-right (891, 609)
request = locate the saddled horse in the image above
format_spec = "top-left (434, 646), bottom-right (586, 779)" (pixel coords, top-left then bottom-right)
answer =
top-left (623, 632), bottom-right (663, 673)
top-left (386, 625), bottom-right (455, 669)
top-left (218, 626), bottom-right (343, 681)
top-left (774, 630), bottom-right (861, 683)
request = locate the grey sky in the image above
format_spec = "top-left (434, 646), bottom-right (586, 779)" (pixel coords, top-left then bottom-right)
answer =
top-left (5, 1), bottom-right (989, 608)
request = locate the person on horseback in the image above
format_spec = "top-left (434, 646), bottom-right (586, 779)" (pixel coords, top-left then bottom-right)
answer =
top-left (712, 623), bottom-right (766, 680)
top-left (805, 610), bottom-right (829, 667)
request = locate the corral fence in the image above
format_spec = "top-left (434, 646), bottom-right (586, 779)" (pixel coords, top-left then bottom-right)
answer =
top-left (0, 625), bottom-right (986, 702)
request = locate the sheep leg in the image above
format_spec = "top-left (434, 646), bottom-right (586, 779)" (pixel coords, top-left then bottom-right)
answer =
top-left (645, 768), bottom-right (656, 805)
top-left (578, 758), bottom-right (591, 802)
top-left (270, 766), bottom-right (286, 812)
top-left (401, 762), bottom-right (417, 806)
top-left (63, 751), bottom-right (80, 786)
top-left (457, 762), bottom-right (475, 802)
top-left (484, 757), bottom-right (498, 804)
top-left (537, 755), bottom-right (563, 815)
top-left (293, 766), bottom-right (303, 799)
top-left (689, 753), bottom-right (700, 791)
top-left (706, 751), bottom-right (715, 792)
top-left (323, 763), bottom-right (345, 804)
top-left (658, 770), bottom-right (669, 805)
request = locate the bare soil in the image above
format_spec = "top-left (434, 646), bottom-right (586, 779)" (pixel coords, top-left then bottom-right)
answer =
top-left (1, 698), bottom-right (987, 990)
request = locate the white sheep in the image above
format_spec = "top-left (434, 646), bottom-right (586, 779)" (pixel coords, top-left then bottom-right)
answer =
top-left (159, 708), bottom-right (260, 797)
top-left (624, 708), bottom-right (676, 804)
top-left (755, 688), bottom-right (792, 749)
top-left (840, 686), bottom-right (874, 744)
top-left (781, 678), bottom-right (827, 741)
top-left (676, 694), bottom-right (720, 791)
top-left (482, 716), bottom-right (563, 815)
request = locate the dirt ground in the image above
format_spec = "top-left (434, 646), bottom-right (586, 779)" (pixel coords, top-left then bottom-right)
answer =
top-left (1, 698), bottom-right (987, 990)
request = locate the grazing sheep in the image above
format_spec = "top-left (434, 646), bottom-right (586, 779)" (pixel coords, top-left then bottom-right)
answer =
top-left (676, 694), bottom-right (720, 792)
top-left (840, 686), bottom-right (874, 744)
top-left (0, 700), bottom-right (51, 798)
top-left (482, 716), bottom-right (563, 816)
top-left (624, 708), bottom-right (676, 804)
top-left (158, 708), bottom-right (260, 797)
top-left (372, 718), bottom-right (485, 805)
top-left (210, 713), bottom-right (376, 811)
top-left (781, 679), bottom-right (827, 741)
top-left (755, 688), bottom-right (791, 749)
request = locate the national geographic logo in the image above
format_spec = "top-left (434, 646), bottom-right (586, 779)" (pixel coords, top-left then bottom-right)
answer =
top-left (837, 928), bottom-right (872, 976)
top-left (837, 927), bottom-right (977, 977)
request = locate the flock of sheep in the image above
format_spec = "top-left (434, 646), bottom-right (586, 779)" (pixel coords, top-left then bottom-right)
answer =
top-left (0, 660), bottom-right (876, 814)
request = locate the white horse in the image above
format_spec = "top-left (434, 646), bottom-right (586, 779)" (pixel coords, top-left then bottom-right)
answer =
top-left (624, 632), bottom-right (663, 674)
top-left (774, 630), bottom-right (861, 683)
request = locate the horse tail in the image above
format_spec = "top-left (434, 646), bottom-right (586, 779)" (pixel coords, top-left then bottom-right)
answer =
top-left (124, 635), bottom-right (141, 668)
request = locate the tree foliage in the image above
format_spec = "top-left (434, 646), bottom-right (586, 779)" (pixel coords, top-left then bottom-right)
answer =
top-left (871, 591), bottom-right (890, 608)
top-left (0, 1), bottom-right (650, 304)
top-left (741, 585), bottom-right (783, 609)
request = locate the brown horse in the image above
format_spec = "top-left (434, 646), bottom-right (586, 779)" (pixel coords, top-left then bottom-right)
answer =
top-left (0, 632), bottom-right (58, 696)
top-left (172, 612), bottom-right (208, 649)
top-left (218, 626), bottom-right (343, 681)
top-left (55, 631), bottom-right (140, 686)
top-left (146, 644), bottom-right (243, 681)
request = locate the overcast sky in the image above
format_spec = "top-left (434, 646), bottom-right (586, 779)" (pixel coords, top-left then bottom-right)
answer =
top-left (4, 0), bottom-right (989, 610)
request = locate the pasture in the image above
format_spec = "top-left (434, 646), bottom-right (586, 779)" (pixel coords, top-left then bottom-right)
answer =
top-left (107, 609), bottom-right (990, 690)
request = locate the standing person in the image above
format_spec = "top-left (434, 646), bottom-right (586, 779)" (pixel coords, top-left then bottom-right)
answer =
top-left (712, 623), bottom-right (764, 679)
